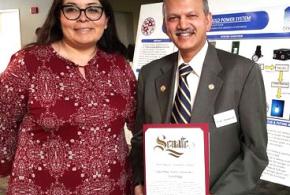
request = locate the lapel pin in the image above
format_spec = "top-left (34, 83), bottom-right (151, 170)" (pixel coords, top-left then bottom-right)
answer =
top-left (160, 85), bottom-right (166, 92)
top-left (208, 84), bottom-right (215, 90)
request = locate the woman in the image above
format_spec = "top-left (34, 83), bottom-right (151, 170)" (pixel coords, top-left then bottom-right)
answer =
top-left (0, 0), bottom-right (136, 194)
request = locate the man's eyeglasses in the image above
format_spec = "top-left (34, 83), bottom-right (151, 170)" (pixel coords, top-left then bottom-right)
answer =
top-left (61, 5), bottom-right (104, 21)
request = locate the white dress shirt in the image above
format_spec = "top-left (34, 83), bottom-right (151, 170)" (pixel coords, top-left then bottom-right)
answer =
top-left (173, 42), bottom-right (208, 109)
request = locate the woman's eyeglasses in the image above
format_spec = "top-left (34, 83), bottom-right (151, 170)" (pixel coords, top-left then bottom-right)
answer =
top-left (61, 5), bottom-right (104, 21)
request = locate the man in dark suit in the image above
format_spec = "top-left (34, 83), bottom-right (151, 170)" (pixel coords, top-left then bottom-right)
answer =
top-left (131, 0), bottom-right (268, 194)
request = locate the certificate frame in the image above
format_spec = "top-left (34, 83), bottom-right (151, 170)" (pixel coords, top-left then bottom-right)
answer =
top-left (144, 123), bottom-right (209, 195)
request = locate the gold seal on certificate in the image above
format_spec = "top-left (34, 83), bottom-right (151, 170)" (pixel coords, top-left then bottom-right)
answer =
top-left (144, 124), bottom-right (209, 195)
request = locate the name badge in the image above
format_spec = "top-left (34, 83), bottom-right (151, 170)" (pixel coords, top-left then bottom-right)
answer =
top-left (213, 109), bottom-right (237, 128)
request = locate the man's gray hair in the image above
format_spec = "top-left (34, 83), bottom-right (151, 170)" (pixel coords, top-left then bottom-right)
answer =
top-left (163, 0), bottom-right (210, 16)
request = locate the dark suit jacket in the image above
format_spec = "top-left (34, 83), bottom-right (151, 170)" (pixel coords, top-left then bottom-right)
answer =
top-left (130, 43), bottom-right (268, 195)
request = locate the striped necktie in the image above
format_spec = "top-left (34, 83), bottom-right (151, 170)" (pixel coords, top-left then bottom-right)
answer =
top-left (171, 63), bottom-right (193, 123)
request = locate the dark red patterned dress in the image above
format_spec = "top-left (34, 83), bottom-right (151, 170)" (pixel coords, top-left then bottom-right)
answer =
top-left (0, 45), bottom-right (136, 195)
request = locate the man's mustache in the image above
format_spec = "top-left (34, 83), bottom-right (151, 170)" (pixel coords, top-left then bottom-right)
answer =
top-left (175, 28), bottom-right (195, 36)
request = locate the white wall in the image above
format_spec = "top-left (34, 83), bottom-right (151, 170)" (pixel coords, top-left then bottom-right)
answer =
top-left (0, 9), bottom-right (21, 72)
top-left (0, 0), bottom-right (52, 47)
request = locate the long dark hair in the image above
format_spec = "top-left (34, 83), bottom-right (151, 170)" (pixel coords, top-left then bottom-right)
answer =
top-left (32, 0), bottom-right (127, 56)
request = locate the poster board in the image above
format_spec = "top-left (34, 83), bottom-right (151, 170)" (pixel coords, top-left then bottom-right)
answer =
top-left (132, 3), bottom-right (175, 77)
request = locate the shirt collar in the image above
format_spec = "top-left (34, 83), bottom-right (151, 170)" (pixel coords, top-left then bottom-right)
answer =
top-left (177, 41), bottom-right (208, 77)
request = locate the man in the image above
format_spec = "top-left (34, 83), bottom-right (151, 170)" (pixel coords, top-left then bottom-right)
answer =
top-left (130, 0), bottom-right (268, 194)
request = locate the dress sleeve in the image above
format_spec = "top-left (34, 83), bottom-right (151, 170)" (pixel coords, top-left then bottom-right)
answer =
top-left (0, 50), bottom-right (29, 176)
top-left (123, 60), bottom-right (137, 132)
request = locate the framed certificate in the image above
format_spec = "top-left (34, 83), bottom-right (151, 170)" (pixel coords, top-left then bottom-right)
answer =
top-left (144, 124), bottom-right (209, 195)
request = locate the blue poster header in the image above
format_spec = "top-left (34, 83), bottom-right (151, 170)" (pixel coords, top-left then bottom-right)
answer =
top-left (207, 32), bottom-right (290, 40)
top-left (211, 11), bottom-right (269, 32)
top-left (142, 39), bottom-right (171, 43)
top-left (267, 118), bottom-right (290, 128)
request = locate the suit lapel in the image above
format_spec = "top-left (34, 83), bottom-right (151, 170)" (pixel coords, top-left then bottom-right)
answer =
top-left (155, 52), bottom-right (178, 123)
top-left (191, 44), bottom-right (223, 123)
top-left (154, 45), bottom-right (223, 123)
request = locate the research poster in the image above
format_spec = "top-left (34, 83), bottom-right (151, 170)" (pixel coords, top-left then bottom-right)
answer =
top-left (132, 3), bottom-right (175, 77)
top-left (133, 0), bottom-right (290, 187)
